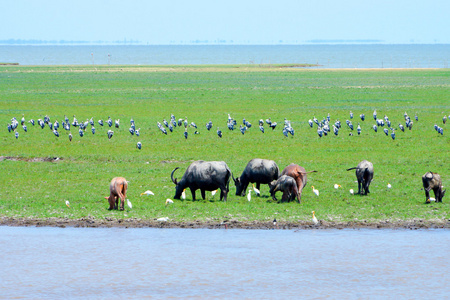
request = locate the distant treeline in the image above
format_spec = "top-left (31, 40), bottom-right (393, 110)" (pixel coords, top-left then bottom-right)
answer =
top-left (0, 39), bottom-right (142, 45)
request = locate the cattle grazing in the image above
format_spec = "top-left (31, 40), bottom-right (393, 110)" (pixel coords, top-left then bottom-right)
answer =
top-left (104, 177), bottom-right (128, 210)
top-left (171, 160), bottom-right (231, 201)
top-left (422, 172), bottom-right (446, 203)
top-left (233, 158), bottom-right (279, 196)
top-left (269, 175), bottom-right (299, 203)
top-left (346, 160), bottom-right (374, 195)
top-left (280, 164), bottom-right (317, 202)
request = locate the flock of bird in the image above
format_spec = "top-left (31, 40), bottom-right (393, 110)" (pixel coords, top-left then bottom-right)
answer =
top-left (7, 110), bottom-right (446, 148)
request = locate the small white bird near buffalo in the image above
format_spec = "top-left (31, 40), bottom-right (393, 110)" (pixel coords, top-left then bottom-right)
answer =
top-left (350, 189), bottom-right (354, 195)
top-left (211, 189), bottom-right (218, 197)
top-left (65, 200), bottom-right (70, 208)
top-left (126, 199), bottom-right (132, 209)
top-left (387, 183), bottom-right (392, 189)
top-left (165, 199), bottom-right (174, 205)
top-left (334, 184), bottom-right (341, 189)
top-left (247, 189), bottom-right (252, 201)
top-left (140, 190), bottom-right (154, 196)
top-left (311, 186), bottom-right (319, 196)
top-left (181, 189), bottom-right (186, 200)
top-left (252, 184), bottom-right (260, 195)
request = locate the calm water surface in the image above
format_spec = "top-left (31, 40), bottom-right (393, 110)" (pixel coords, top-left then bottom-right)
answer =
top-left (1, 227), bottom-right (449, 299)
top-left (1, 44), bottom-right (449, 68)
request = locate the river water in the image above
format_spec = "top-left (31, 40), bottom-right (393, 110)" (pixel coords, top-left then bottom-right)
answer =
top-left (1, 226), bottom-right (449, 299)
top-left (1, 44), bottom-right (449, 68)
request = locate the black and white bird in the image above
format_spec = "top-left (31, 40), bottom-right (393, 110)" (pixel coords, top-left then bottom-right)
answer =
top-left (15, 131), bottom-right (19, 139)
top-left (22, 125), bottom-right (27, 132)
top-left (308, 119), bottom-right (313, 128)
top-left (206, 120), bottom-right (212, 131)
top-left (217, 128), bottom-right (222, 138)
top-left (115, 119), bottom-right (120, 128)
top-left (78, 128), bottom-right (84, 137)
top-left (107, 130), bottom-right (114, 139)
top-left (129, 127), bottom-right (135, 135)
top-left (318, 127), bottom-right (323, 138)
top-left (136, 142), bottom-right (142, 150)
top-left (350, 111), bottom-right (354, 119)
top-left (69, 133), bottom-right (73, 142)
top-left (372, 125), bottom-right (378, 132)
top-left (135, 128), bottom-right (140, 136)
top-left (373, 110), bottom-right (377, 120)
top-left (107, 117), bottom-right (112, 127)
top-left (357, 123), bottom-right (361, 135)
top-left (360, 113), bottom-right (365, 121)
top-left (184, 128), bottom-right (188, 139)
top-left (333, 125), bottom-right (339, 136)
top-left (53, 130), bottom-right (59, 137)
top-left (415, 114), bottom-right (418, 121)
top-left (163, 119), bottom-right (169, 127)
top-left (98, 119), bottom-right (104, 126)
top-left (91, 127), bottom-right (95, 135)
top-left (29, 119), bottom-right (35, 126)
top-left (240, 125), bottom-right (247, 135)
top-left (399, 124), bottom-right (405, 132)
top-left (190, 122), bottom-right (197, 129)
top-left (383, 128), bottom-right (389, 135)
top-left (269, 122), bottom-right (277, 130)
top-left (391, 128), bottom-right (396, 140)
top-left (259, 125), bottom-right (264, 133)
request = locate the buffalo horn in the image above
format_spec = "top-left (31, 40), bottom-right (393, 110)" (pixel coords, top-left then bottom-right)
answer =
top-left (171, 167), bottom-right (179, 185)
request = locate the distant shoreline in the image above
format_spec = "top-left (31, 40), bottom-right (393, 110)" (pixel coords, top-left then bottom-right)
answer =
top-left (1, 217), bottom-right (449, 230)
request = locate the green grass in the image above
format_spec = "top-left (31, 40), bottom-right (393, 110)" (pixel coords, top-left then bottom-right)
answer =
top-left (0, 65), bottom-right (449, 225)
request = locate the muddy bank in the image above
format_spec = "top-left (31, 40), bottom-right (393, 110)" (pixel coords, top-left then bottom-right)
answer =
top-left (1, 216), bottom-right (449, 230)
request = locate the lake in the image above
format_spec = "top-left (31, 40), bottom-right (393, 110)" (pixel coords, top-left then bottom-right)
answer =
top-left (1, 44), bottom-right (449, 68)
top-left (1, 226), bottom-right (449, 299)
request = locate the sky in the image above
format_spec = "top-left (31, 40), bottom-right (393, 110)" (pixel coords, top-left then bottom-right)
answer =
top-left (1, 0), bottom-right (449, 44)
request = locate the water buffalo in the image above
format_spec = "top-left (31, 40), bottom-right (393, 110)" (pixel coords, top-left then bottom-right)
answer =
top-left (233, 158), bottom-right (279, 196)
top-left (171, 160), bottom-right (231, 201)
top-left (280, 164), bottom-right (317, 202)
top-left (104, 177), bottom-right (128, 210)
top-left (346, 160), bottom-right (374, 195)
top-left (269, 175), bottom-right (299, 203)
top-left (422, 171), bottom-right (446, 203)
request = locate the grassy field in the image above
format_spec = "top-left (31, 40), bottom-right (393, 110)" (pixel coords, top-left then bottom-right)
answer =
top-left (0, 65), bottom-right (449, 227)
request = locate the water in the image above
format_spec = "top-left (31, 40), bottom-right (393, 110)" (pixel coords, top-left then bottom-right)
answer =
top-left (1, 44), bottom-right (449, 68)
top-left (1, 227), bottom-right (449, 299)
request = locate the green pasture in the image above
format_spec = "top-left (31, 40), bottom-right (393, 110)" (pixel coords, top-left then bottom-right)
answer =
top-left (0, 65), bottom-right (449, 224)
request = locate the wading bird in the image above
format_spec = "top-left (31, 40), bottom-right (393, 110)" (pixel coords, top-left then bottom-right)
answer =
top-left (312, 211), bottom-right (318, 225)
top-left (312, 186), bottom-right (319, 196)
top-left (252, 184), bottom-right (260, 195)
top-left (141, 190), bottom-right (154, 196)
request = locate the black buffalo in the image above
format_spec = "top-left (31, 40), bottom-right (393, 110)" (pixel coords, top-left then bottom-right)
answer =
top-left (171, 160), bottom-right (232, 201)
top-left (233, 158), bottom-right (280, 196)
top-left (346, 160), bottom-right (374, 195)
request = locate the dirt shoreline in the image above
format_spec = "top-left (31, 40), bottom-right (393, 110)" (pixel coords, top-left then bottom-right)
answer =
top-left (1, 217), bottom-right (449, 230)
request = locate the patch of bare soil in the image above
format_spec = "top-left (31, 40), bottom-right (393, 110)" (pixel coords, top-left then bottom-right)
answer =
top-left (1, 217), bottom-right (449, 230)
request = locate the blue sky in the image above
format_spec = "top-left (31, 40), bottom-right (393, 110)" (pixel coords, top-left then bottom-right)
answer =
top-left (2, 0), bottom-right (449, 44)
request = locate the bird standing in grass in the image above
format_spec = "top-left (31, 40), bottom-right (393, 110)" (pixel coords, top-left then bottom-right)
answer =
top-left (217, 127), bottom-right (222, 138)
top-left (350, 189), bottom-right (354, 195)
top-left (140, 190), bottom-right (154, 196)
top-left (165, 199), bottom-right (174, 205)
top-left (69, 133), bottom-right (73, 142)
top-left (312, 186), bottom-right (319, 196)
top-left (252, 184), bottom-right (260, 196)
top-left (136, 142), bottom-right (142, 150)
top-left (107, 130), bottom-right (113, 139)
top-left (181, 189), bottom-right (186, 200)
top-left (334, 184), bottom-right (341, 189)
top-left (247, 189), bottom-right (252, 201)
top-left (126, 199), bottom-right (132, 209)
top-left (387, 183), bottom-right (392, 189)
top-left (312, 211), bottom-right (318, 225)
top-left (184, 128), bottom-right (188, 140)
top-left (65, 200), bottom-right (70, 208)
top-left (211, 190), bottom-right (218, 197)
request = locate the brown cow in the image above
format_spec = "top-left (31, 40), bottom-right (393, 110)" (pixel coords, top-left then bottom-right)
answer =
top-left (104, 177), bottom-right (128, 210)
top-left (422, 172), bottom-right (446, 203)
top-left (281, 164), bottom-right (317, 202)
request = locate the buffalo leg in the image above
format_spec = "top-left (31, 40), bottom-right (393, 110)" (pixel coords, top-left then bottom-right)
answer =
top-left (201, 189), bottom-right (206, 200)
top-left (221, 188), bottom-right (227, 202)
top-left (358, 180), bottom-right (362, 195)
top-left (191, 189), bottom-right (196, 201)
top-left (256, 183), bottom-right (261, 196)
top-left (424, 189), bottom-right (430, 202)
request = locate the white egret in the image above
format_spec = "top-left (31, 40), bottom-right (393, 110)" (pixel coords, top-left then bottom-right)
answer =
top-left (127, 199), bottom-right (132, 209)
top-left (211, 189), bottom-right (218, 197)
top-left (252, 184), bottom-right (260, 195)
top-left (181, 189), bottom-right (186, 200)
top-left (65, 200), bottom-right (70, 208)
top-left (140, 190), bottom-right (154, 196)
top-left (247, 189), bottom-right (252, 201)
top-left (312, 211), bottom-right (319, 225)
top-left (350, 189), bottom-right (354, 195)
top-left (334, 184), bottom-right (341, 189)
top-left (165, 199), bottom-right (174, 205)
top-left (311, 186), bottom-right (319, 196)
top-left (387, 183), bottom-right (392, 189)
top-left (157, 217), bottom-right (169, 222)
